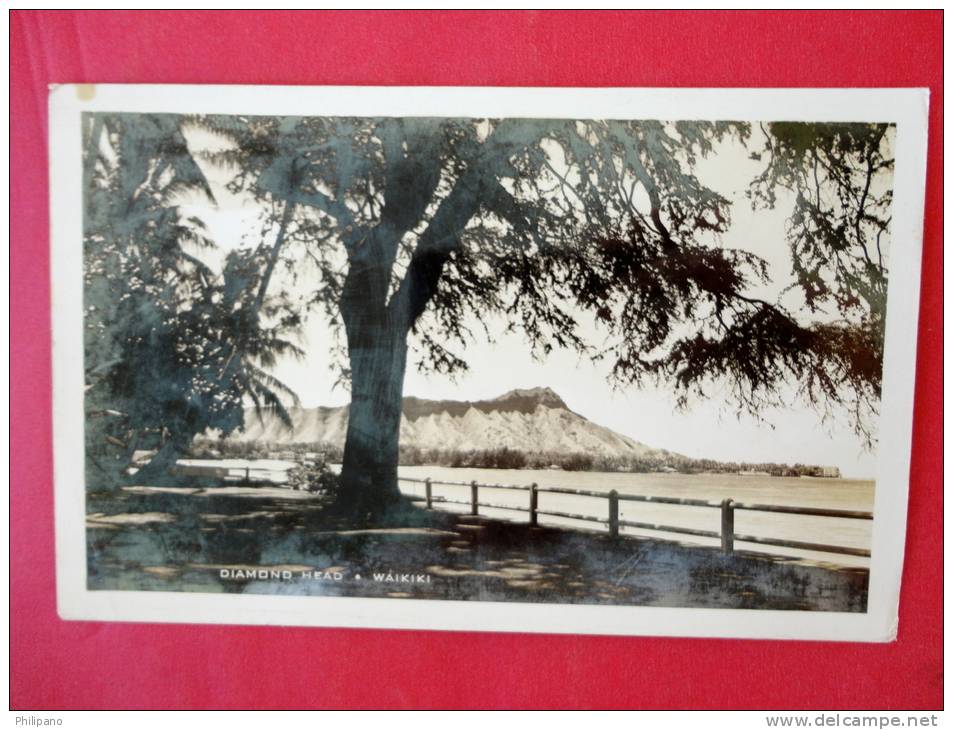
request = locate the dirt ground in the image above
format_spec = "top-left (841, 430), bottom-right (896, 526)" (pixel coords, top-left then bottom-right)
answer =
top-left (86, 486), bottom-right (868, 612)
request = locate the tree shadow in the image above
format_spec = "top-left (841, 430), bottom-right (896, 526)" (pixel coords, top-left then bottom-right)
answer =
top-left (86, 488), bottom-right (868, 611)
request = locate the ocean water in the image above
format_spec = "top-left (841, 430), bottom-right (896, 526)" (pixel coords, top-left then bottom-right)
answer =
top-left (175, 458), bottom-right (296, 484)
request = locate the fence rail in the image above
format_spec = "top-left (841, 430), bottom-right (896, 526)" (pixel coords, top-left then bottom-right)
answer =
top-left (399, 476), bottom-right (872, 559)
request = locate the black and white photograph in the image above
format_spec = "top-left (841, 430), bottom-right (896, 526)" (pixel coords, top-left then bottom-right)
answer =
top-left (50, 85), bottom-right (928, 640)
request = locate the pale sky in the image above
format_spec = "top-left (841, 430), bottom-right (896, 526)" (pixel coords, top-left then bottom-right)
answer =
top-left (180, 123), bottom-right (886, 478)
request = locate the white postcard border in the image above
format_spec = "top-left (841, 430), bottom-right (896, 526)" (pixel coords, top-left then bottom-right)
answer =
top-left (49, 84), bottom-right (930, 641)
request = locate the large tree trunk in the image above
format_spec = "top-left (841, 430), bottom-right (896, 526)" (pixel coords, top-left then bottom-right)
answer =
top-left (329, 147), bottom-right (487, 520)
top-left (336, 316), bottom-right (410, 518)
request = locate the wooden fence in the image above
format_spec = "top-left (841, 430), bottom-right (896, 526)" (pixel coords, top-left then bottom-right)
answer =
top-left (398, 476), bottom-right (873, 558)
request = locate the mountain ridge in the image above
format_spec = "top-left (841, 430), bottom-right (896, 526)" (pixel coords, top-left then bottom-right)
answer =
top-left (227, 386), bottom-right (673, 459)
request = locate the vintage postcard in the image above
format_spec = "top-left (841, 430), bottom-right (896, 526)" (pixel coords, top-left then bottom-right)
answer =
top-left (50, 85), bottom-right (928, 640)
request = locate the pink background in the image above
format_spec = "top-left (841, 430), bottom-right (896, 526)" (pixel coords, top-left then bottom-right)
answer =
top-left (11, 10), bottom-right (942, 709)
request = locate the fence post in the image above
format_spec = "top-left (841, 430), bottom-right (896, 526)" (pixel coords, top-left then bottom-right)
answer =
top-left (608, 490), bottom-right (619, 538)
top-left (529, 483), bottom-right (538, 526)
top-left (244, 467), bottom-right (250, 485)
top-left (470, 480), bottom-right (479, 515)
top-left (720, 498), bottom-right (735, 554)
top-left (425, 478), bottom-right (432, 510)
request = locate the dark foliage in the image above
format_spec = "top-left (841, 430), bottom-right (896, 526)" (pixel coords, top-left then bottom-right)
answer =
top-left (87, 113), bottom-right (893, 512)
top-left (83, 113), bottom-right (302, 488)
top-left (286, 460), bottom-right (340, 494)
top-left (748, 122), bottom-right (893, 443)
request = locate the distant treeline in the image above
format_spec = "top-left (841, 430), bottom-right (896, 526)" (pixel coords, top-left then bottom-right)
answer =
top-left (191, 438), bottom-right (341, 462)
top-left (397, 446), bottom-right (836, 477)
top-left (190, 438), bottom-right (837, 477)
